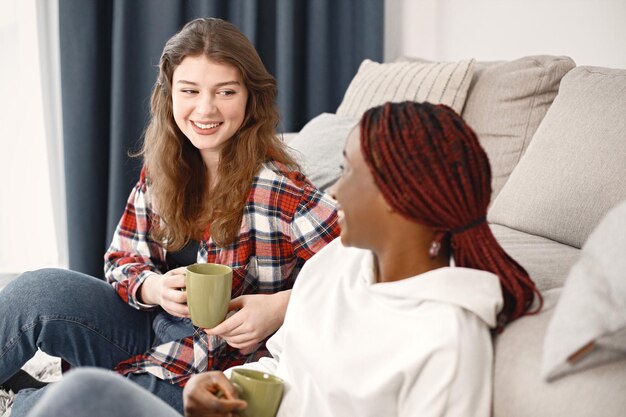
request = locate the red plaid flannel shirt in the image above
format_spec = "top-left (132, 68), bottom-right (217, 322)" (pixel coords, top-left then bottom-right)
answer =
top-left (104, 161), bottom-right (339, 386)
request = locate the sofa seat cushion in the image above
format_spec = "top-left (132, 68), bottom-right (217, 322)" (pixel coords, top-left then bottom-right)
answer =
top-left (493, 289), bottom-right (626, 417)
top-left (490, 224), bottom-right (579, 291)
top-left (488, 66), bottom-right (626, 248)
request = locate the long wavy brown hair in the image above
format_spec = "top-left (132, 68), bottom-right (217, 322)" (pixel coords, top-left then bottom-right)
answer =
top-left (141, 18), bottom-right (298, 250)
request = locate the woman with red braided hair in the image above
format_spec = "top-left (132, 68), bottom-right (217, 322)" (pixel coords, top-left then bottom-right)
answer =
top-left (356, 100), bottom-right (542, 329)
top-left (22, 101), bottom-right (542, 417)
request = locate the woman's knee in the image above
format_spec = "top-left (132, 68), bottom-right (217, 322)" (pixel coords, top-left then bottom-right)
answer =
top-left (57, 368), bottom-right (121, 392)
top-left (1, 269), bottom-right (63, 311)
top-left (4, 268), bottom-right (77, 297)
top-left (19, 369), bottom-right (127, 417)
top-left (0, 268), bottom-right (111, 316)
top-left (30, 369), bottom-right (178, 417)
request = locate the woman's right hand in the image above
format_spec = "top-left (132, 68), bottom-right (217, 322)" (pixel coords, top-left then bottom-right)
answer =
top-left (139, 266), bottom-right (190, 317)
top-left (183, 372), bottom-right (247, 417)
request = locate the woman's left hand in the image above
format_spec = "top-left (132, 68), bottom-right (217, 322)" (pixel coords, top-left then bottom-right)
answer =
top-left (205, 290), bottom-right (291, 354)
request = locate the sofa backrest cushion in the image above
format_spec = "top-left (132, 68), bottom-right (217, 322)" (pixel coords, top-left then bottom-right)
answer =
top-left (461, 55), bottom-right (576, 201)
top-left (336, 58), bottom-right (475, 118)
top-left (490, 224), bottom-right (579, 292)
top-left (488, 66), bottom-right (626, 248)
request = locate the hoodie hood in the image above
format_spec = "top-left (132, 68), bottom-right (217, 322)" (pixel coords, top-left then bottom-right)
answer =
top-left (359, 252), bottom-right (504, 328)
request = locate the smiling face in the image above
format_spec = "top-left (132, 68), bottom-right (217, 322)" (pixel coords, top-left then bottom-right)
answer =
top-left (330, 127), bottom-right (390, 249)
top-left (172, 55), bottom-right (249, 168)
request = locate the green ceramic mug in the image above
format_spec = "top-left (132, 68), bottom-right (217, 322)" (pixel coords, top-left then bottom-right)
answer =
top-left (185, 263), bottom-right (232, 328)
top-left (231, 368), bottom-right (284, 417)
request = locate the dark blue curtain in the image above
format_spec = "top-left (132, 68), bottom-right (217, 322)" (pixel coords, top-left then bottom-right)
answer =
top-left (59, 0), bottom-right (384, 276)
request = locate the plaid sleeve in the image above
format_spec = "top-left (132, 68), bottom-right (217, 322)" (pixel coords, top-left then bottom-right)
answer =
top-left (104, 170), bottom-right (166, 310)
top-left (289, 183), bottom-right (340, 261)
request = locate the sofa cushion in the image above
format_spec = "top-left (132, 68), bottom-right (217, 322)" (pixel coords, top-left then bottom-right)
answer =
top-left (287, 113), bottom-right (359, 191)
top-left (490, 224), bottom-right (579, 292)
top-left (542, 200), bottom-right (626, 381)
top-left (493, 289), bottom-right (626, 417)
top-left (488, 66), bottom-right (626, 248)
top-left (461, 56), bottom-right (575, 200)
top-left (336, 58), bottom-right (475, 118)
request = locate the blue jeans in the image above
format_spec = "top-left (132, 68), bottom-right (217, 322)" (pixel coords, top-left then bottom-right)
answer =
top-left (24, 368), bottom-right (181, 417)
top-left (0, 268), bottom-right (189, 415)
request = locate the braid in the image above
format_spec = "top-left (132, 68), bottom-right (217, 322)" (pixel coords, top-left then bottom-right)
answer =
top-left (360, 101), bottom-right (542, 328)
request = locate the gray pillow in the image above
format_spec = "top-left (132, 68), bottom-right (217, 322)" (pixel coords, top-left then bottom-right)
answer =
top-left (461, 56), bottom-right (575, 201)
top-left (541, 199), bottom-right (626, 382)
top-left (288, 113), bottom-right (359, 191)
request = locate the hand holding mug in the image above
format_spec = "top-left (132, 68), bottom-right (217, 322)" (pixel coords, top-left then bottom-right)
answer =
top-left (183, 369), bottom-right (284, 417)
top-left (139, 267), bottom-right (189, 317)
top-left (205, 290), bottom-right (291, 353)
top-left (183, 371), bottom-right (246, 417)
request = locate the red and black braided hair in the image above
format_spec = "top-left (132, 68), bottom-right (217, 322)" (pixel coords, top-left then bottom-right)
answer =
top-left (360, 101), bottom-right (542, 328)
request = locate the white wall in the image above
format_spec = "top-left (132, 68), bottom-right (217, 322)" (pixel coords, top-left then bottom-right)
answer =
top-left (385, 0), bottom-right (626, 69)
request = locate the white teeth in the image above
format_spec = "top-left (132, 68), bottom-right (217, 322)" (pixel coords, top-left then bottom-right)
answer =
top-left (193, 121), bottom-right (221, 129)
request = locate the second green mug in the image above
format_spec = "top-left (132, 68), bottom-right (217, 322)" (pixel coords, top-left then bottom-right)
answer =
top-left (231, 368), bottom-right (284, 417)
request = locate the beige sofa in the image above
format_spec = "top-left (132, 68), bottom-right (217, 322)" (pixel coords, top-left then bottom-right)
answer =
top-left (286, 55), bottom-right (626, 416)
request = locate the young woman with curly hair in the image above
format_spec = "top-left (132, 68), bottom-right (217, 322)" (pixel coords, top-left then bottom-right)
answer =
top-left (0, 18), bottom-right (339, 416)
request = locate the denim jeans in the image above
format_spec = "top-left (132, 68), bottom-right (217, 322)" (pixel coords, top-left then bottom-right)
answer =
top-left (23, 368), bottom-right (182, 417)
top-left (0, 268), bottom-right (187, 415)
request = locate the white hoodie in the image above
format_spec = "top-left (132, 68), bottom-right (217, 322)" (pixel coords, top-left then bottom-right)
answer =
top-left (239, 239), bottom-right (503, 417)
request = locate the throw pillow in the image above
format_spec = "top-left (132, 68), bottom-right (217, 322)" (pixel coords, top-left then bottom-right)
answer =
top-left (541, 199), bottom-right (626, 382)
top-left (461, 56), bottom-right (575, 200)
top-left (488, 66), bottom-right (626, 248)
top-left (287, 113), bottom-right (359, 191)
top-left (336, 59), bottom-right (475, 118)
